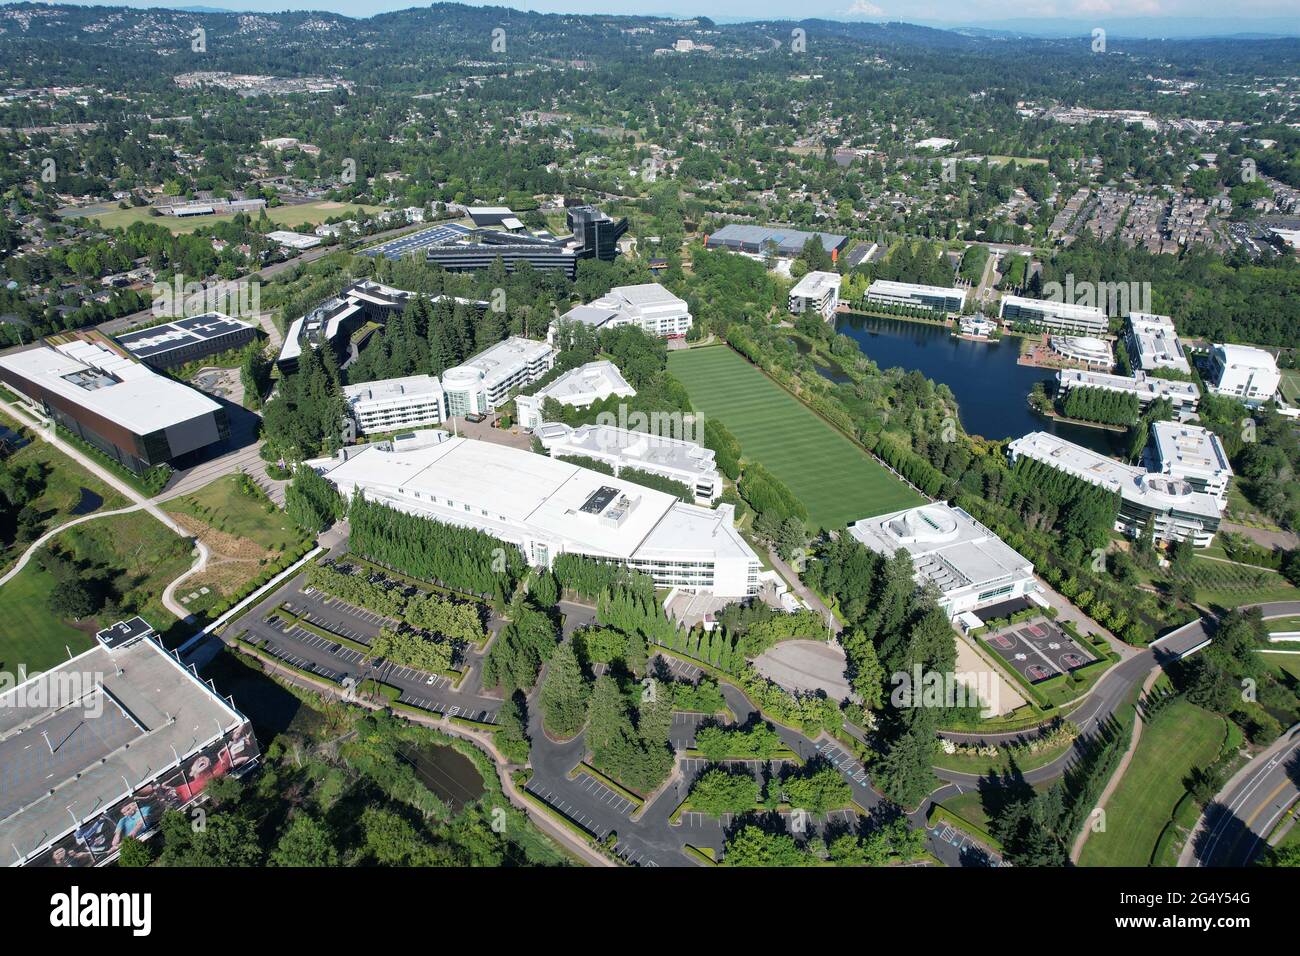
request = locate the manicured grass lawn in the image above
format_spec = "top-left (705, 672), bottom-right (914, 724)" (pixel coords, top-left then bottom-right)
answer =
top-left (1262, 651), bottom-right (1300, 683)
top-left (64, 200), bottom-right (383, 235)
top-left (164, 474), bottom-right (305, 553)
top-left (0, 406), bottom-right (129, 572)
top-left (668, 346), bottom-right (922, 529)
top-left (1079, 699), bottom-right (1227, 868)
top-left (1266, 616), bottom-right (1300, 633)
top-left (1280, 368), bottom-right (1300, 406)
top-left (0, 560), bottom-right (93, 673)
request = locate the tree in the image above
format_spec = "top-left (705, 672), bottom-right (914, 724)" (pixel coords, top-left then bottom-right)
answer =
top-left (688, 767), bottom-right (760, 817)
top-left (48, 579), bottom-right (97, 620)
top-left (116, 836), bottom-right (154, 867)
top-left (723, 824), bottom-right (813, 867)
top-left (539, 642), bottom-right (589, 738)
top-left (270, 814), bottom-right (339, 867)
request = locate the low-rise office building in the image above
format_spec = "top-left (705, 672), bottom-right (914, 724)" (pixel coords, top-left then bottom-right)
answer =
top-left (1, 618), bottom-right (259, 867)
top-left (319, 436), bottom-right (760, 597)
top-left (441, 336), bottom-right (556, 416)
top-left (788, 270), bottom-right (842, 320)
top-left (266, 230), bottom-right (322, 250)
top-left (343, 374), bottom-right (446, 434)
top-left (559, 283), bottom-right (693, 339)
top-left (114, 312), bottom-right (258, 371)
top-left (1056, 368), bottom-right (1200, 412)
top-left (704, 224), bottom-right (849, 261)
top-left (1049, 335), bottom-right (1113, 368)
top-left (847, 502), bottom-right (1037, 619)
top-left (0, 335), bottom-right (230, 474)
top-left (1126, 312), bottom-right (1191, 375)
top-left (999, 295), bottom-right (1108, 335)
top-left (1148, 420), bottom-right (1233, 503)
top-left (514, 360), bottom-right (636, 430)
top-left (1207, 343), bottom-right (1281, 405)
top-left (1008, 431), bottom-right (1222, 546)
top-left (535, 421), bottom-right (722, 504)
top-left (865, 279), bottom-right (967, 314)
top-left (424, 205), bottom-right (627, 278)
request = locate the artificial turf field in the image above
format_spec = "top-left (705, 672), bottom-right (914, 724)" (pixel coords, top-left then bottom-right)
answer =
top-left (667, 345), bottom-right (923, 529)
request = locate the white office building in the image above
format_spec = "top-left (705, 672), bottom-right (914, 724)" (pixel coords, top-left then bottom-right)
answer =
top-left (266, 230), bottom-right (322, 250)
top-left (535, 421), bottom-right (723, 504)
top-left (1126, 312), bottom-right (1190, 375)
top-left (441, 336), bottom-right (556, 416)
top-left (847, 503), bottom-right (1037, 619)
top-left (1049, 335), bottom-right (1113, 369)
top-left (1008, 431), bottom-right (1222, 546)
top-left (999, 295), bottom-right (1108, 335)
top-left (558, 283), bottom-right (693, 339)
top-left (514, 361), bottom-right (636, 430)
top-left (1207, 344), bottom-right (1281, 405)
top-left (788, 271), bottom-right (842, 320)
top-left (319, 436), bottom-right (761, 597)
top-left (1056, 368), bottom-right (1200, 413)
top-left (1148, 421), bottom-right (1233, 503)
top-left (343, 374), bottom-right (446, 434)
top-left (865, 279), bottom-right (967, 314)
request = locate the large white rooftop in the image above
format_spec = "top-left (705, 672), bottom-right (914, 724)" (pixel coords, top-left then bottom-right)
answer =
top-left (790, 270), bottom-right (842, 299)
top-left (1127, 312), bottom-right (1190, 374)
top-left (1213, 342), bottom-right (1279, 372)
top-left (848, 502), bottom-right (1034, 598)
top-left (1001, 295), bottom-right (1106, 320)
top-left (536, 421), bottom-right (717, 479)
top-left (1150, 421), bottom-right (1233, 480)
top-left (342, 373), bottom-right (443, 405)
top-left (1057, 368), bottom-right (1200, 404)
top-left (532, 361), bottom-right (634, 406)
top-left (1009, 431), bottom-right (1221, 519)
top-left (454, 336), bottom-right (555, 391)
top-left (868, 279), bottom-right (966, 299)
top-left (0, 340), bottom-right (222, 435)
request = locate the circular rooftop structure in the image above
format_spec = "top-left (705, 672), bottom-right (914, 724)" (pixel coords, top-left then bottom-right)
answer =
top-left (887, 505), bottom-right (960, 543)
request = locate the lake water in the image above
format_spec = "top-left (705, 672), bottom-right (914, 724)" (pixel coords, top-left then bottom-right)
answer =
top-left (832, 314), bottom-right (1124, 452)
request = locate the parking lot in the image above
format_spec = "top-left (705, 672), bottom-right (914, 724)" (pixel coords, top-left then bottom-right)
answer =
top-left (981, 618), bottom-right (1096, 684)
top-left (571, 770), bottom-right (639, 815)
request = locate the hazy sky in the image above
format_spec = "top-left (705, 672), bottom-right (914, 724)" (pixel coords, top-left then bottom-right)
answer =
top-left (56, 0), bottom-right (1300, 24)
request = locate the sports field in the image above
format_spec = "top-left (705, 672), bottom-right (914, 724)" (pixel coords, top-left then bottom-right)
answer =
top-left (667, 346), bottom-right (923, 529)
top-left (60, 200), bottom-right (383, 235)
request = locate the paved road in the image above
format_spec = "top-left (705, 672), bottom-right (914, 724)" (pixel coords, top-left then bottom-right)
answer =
top-left (1180, 602), bottom-right (1300, 867)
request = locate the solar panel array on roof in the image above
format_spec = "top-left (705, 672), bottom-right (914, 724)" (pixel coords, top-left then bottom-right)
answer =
top-left (115, 313), bottom-right (254, 359)
top-left (580, 485), bottom-right (620, 514)
top-left (362, 222), bottom-right (472, 260)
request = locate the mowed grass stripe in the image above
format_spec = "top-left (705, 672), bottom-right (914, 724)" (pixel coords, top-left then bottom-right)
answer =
top-left (668, 346), bottom-right (922, 528)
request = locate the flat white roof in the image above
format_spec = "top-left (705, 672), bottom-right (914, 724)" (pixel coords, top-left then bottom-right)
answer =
top-left (1001, 295), bottom-right (1106, 320)
top-left (1213, 343), bottom-right (1278, 372)
top-left (0, 340), bottom-right (222, 435)
top-left (343, 374), bottom-right (443, 405)
top-left (1127, 312), bottom-right (1190, 372)
top-left (454, 336), bottom-right (554, 391)
top-left (603, 283), bottom-right (688, 309)
top-left (790, 270), bottom-right (841, 299)
top-left (848, 502), bottom-right (1034, 597)
top-left (537, 421), bottom-right (717, 479)
top-left (867, 279), bottom-right (966, 300)
top-left (1057, 368), bottom-right (1200, 402)
top-left (1151, 421), bottom-right (1233, 479)
top-left (531, 361), bottom-right (634, 405)
top-left (1009, 431), bottom-right (1221, 519)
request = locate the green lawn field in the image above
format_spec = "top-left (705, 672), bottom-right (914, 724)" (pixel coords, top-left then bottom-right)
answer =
top-left (668, 346), bottom-right (923, 528)
top-left (61, 200), bottom-right (383, 235)
top-left (164, 474), bottom-right (305, 554)
top-left (1079, 698), bottom-right (1227, 867)
top-left (0, 560), bottom-right (93, 673)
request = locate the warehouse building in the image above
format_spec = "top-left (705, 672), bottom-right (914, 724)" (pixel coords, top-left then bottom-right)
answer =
top-left (343, 374), bottom-right (446, 435)
top-left (2, 618), bottom-right (259, 867)
top-left (847, 503), bottom-right (1038, 619)
top-left (514, 360), bottom-right (636, 430)
top-left (0, 335), bottom-right (230, 474)
top-left (1008, 431), bottom-right (1222, 546)
top-left (705, 224), bottom-right (849, 261)
top-left (558, 283), bottom-right (693, 339)
top-left (1126, 312), bottom-right (1191, 376)
top-left (115, 312), bottom-right (258, 371)
top-left (865, 279), bottom-right (967, 314)
top-left (1056, 368), bottom-right (1200, 413)
top-left (999, 295), bottom-right (1108, 335)
top-left (535, 421), bottom-right (722, 504)
top-left (788, 271), bottom-right (842, 320)
top-left (1148, 421), bottom-right (1233, 503)
top-left (320, 436), bottom-right (760, 597)
top-left (1207, 343), bottom-right (1281, 405)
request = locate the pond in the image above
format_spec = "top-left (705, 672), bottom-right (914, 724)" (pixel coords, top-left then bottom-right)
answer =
top-left (397, 741), bottom-right (485, 812)
top-left (69, 487), bottom-right (103, 516)
top-left (832, 313), bottom-right (1127, 453)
